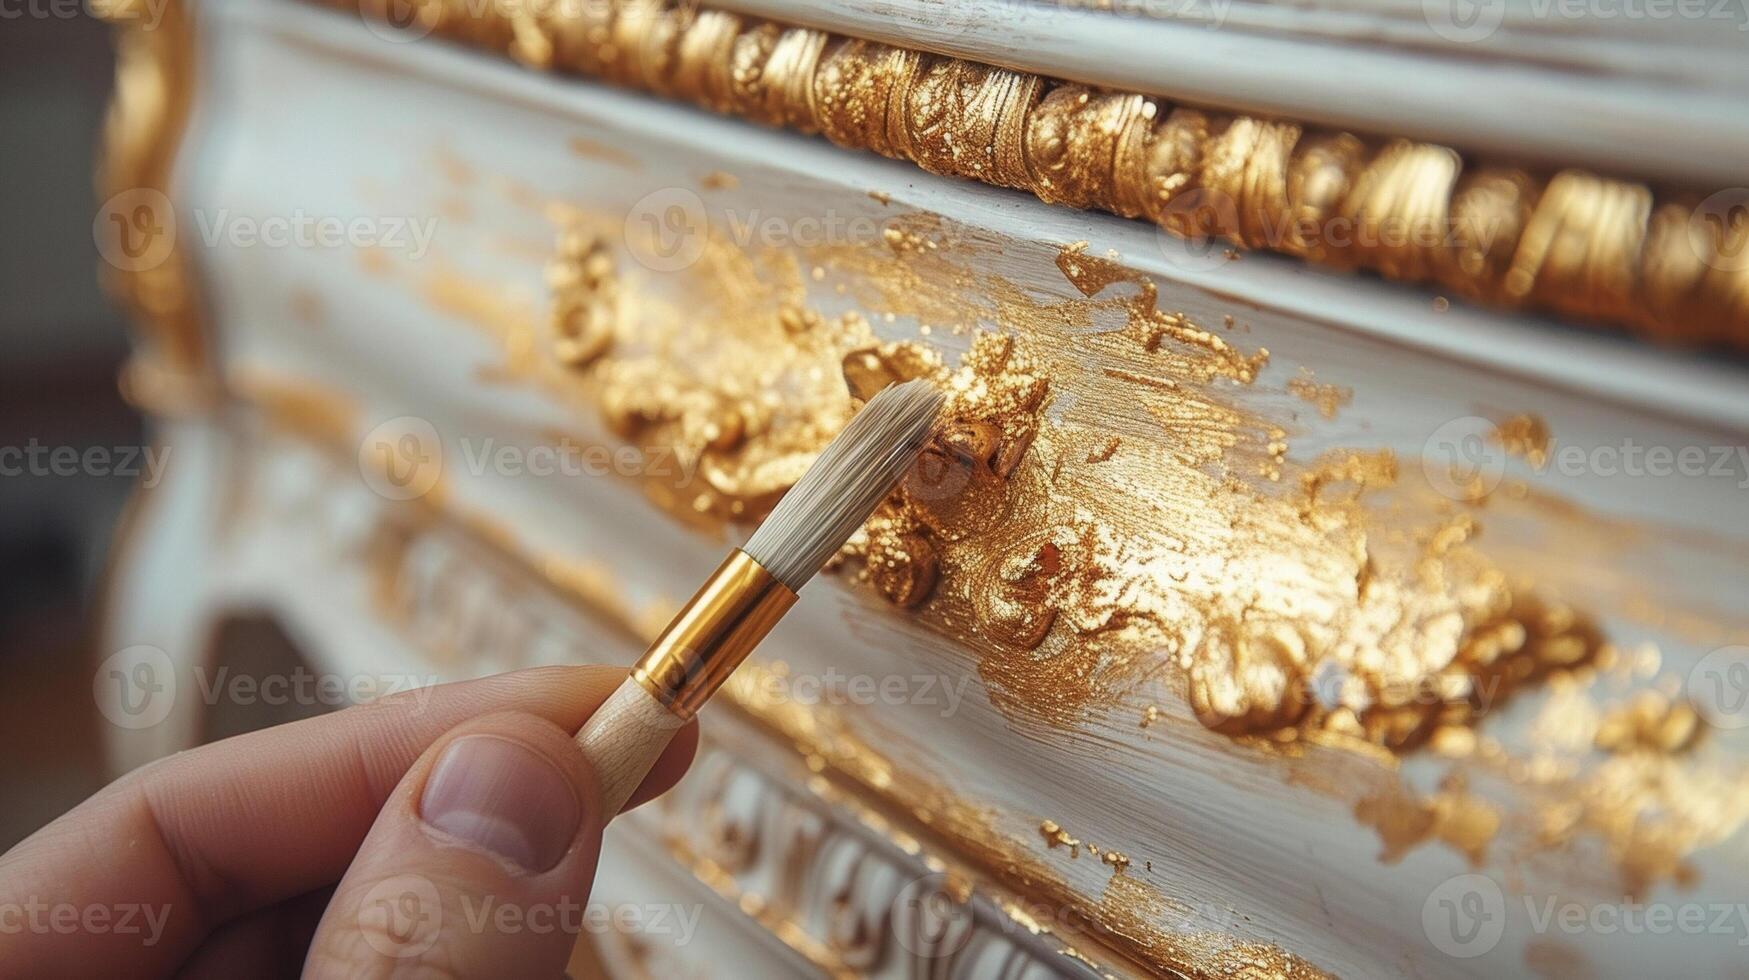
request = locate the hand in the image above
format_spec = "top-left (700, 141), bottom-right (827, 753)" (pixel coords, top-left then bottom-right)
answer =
top-left (0, 665), bottom-right (698, 977)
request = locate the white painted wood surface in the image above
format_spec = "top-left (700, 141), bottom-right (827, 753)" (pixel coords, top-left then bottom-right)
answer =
top-left (100, 1), bottom-right (1749, 977)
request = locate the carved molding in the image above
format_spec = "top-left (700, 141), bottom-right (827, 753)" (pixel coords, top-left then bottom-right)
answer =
top-left (323, 0), bottom-right (1749, 348)
top-left (98, 0), bottom-right (210, 378)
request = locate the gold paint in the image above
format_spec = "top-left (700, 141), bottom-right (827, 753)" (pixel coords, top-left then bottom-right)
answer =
top-left (336, 0), bottom-right (1748, 346)
top-left (1353, 774), bottom-right (1500, 866)
top-left (1095, 845), bottom-right (1133, 874)
top-left (423, 208), bottom-right (874, 526)
top-left (1039, 818), bottom-right (1082, 857)
top-left (1285, 370), bottom-right (1351, 421)
top-left (288, 286), bottom-right (327, 327)
top-left (1056, 242), bottom-right (1269, 383)
top-left (227, 368), bottom-right (360, 448)
top-left (1490, 413), bottom-right (1552, 468)
top-left (434, 144), bottom-right (478, 186)
top-left (566, 135), bottom-right (639, 168)
top-left (98, 0), bottom-right (206, 372)
top-left (357, 246), bottom-right (396, 278)
top-left (548, 225), bottom-right (617, 367)
top-left (1524, 938), bottom-right (1593, 979)
top-left (1592, 691), bottom-right (1699, 754)
top-left (1095, 873), bottom-right (1328, 980)
top-left (700, 169), bottom-right (738, 190)
top-left (467, 187), bottom-right (1708, 757)
top-left (1505, 671), bottom-right (1748, 894)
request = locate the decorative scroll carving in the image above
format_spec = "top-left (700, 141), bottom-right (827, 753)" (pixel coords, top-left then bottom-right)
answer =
top-left (648, 745), bottom-right (1097, 979)
top-left (330, 0), bottom-right (1749, 347)
top-left (97, 0), bottom-right (209, 375)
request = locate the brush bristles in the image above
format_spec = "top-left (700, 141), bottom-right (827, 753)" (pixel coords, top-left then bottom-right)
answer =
top-left (743, 379), bottom-right (943, 591)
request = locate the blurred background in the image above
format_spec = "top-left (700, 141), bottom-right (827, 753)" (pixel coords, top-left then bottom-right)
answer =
top-left (0, 12), bottom-right (135, 850)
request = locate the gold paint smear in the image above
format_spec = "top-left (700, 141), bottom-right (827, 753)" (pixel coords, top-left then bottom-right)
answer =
top-left (566, 134), bottom-right (639, 168)
top-left (1490, 413), bottom-right (1552, 468)
top-left (1353, 773), bottom-right (1500, 866)
top-left (227, 367), bottom-right (361, 448)
top-left (331, 0), bottom-right (1749, 347)
top-left (408, 168), bottom-right (1746, 893)
top-left (1498, 669), bottom-right (1749, 895)
top-left (1285, 370), bottom-right (1351, 421)
top-left (97, 0), bottom-right (206, 373)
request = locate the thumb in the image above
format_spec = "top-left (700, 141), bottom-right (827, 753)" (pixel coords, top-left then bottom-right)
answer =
top-left (303, 711), bottom-right (608, 977)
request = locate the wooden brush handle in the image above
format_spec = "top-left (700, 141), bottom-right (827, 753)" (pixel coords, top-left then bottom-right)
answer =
top-left (574, 679), bottom-right (689, 816)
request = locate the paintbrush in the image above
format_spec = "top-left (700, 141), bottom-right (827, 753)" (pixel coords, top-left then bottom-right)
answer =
top-left (575, 378), bottom-right (943, 814)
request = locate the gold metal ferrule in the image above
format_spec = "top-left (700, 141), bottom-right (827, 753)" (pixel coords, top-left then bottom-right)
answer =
top-left (631, 549), bottom-right (799, 720)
